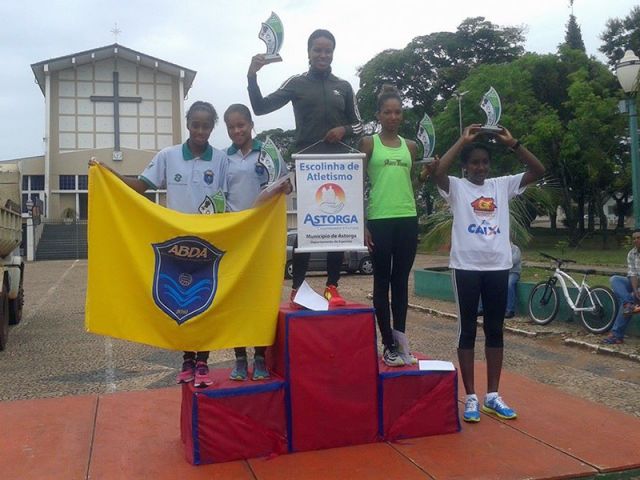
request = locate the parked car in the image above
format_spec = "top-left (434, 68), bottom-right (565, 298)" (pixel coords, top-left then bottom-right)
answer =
top-left (285, 230), bottom-right (373, 279)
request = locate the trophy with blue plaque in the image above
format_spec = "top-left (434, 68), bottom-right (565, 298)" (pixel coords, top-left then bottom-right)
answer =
top-left (479, 86), bottom-right (502, 134)
top-left (415, 114), bottom-right (436, 164)
top-left (259, 12), bottom-right (284, 64)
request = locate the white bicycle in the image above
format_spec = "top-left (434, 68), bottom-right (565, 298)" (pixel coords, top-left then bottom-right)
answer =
top-left (527, 253), bottom-right (617, 334)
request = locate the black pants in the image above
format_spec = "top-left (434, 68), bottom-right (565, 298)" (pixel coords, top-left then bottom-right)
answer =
top-left (292, 248), bottom-right (343, 290)
top-left (183, 351), bottom-right (209, 362)
top-left (368, 217), bottom-right (418, 349)
top-left (452, 269), bottom-right (509, 349)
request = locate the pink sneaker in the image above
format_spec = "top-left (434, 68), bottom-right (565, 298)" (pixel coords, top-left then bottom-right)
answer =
top-left (194, 361), bottom-right (213, 388)
top-left (176, 359), bottom-right (195, 384)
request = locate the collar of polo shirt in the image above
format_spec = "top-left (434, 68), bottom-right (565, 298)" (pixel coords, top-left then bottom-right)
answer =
top-left (182, 142), bottom-right (213, 161)
top-left (226, 139), bottom-right (262, 156)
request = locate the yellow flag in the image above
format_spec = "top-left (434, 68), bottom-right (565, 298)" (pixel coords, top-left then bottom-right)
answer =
top-left (85, 165), bottom-right (286, 351)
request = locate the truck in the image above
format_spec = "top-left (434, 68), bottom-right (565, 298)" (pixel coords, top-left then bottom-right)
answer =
top-left (0, 163), bottom-right (25, 351)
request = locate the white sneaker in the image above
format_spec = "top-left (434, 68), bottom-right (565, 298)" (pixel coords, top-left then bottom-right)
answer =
top-left (393, 329), bottom-right (417, 365)
top-left (383, 347), bottom-right (405, 367)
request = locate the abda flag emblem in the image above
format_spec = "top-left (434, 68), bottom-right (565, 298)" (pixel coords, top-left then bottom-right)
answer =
top-left (152, 237), bottom-right (224, 325)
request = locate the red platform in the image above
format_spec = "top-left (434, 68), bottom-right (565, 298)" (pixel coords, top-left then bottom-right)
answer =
top-left (267, 303), bottom-right (380, 452)
top-left (181, 368), bottom-right (287, 464)
top-left (378, 354), bottom-right (460, 441)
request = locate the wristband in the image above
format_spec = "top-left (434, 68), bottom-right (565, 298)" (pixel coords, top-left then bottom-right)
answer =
top-left (510, 140), bottom-right (521, 152)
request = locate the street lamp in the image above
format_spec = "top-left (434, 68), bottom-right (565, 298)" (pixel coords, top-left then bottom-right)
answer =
top-left (452, 90), bottom-right (470, 136)
top-left (616, 49), bottom-right (640, 227)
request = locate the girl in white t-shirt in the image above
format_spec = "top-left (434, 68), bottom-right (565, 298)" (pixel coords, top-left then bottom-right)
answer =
top-left (432, 124), bottom-right (544, 424)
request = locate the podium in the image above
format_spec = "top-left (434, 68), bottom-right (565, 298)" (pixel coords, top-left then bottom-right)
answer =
top-left (181, 303), bottom-right (459, 465)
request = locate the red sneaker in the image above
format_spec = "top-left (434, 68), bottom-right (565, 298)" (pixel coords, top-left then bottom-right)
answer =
top-left (324, 285), bottom-right (346, 307)
top-left (194, 361), bottom-right (213, 388)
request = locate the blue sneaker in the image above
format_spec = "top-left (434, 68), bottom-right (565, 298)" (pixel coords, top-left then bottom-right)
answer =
top-left (482, 395), bottom-right (517, 419)
top-left (229, 357), bottom-right (248, 381)
top-left (463, 396), bottom-right (480, 423)
top-left (252, 355), bottom-right (271, 381)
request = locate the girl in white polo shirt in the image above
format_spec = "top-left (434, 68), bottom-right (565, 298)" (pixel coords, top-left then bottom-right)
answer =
top-left (432, 124), bottom-right (544, 423)
top-left (224, 103), bottom-right (291, 381)
top-left (91, 101), bottom-right (229, 388)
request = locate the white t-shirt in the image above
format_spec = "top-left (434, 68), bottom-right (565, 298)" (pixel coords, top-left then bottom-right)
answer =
top-left (438, 173), bottom-right (525, 271)
top-left (140, 143), bottom-right (229, 214)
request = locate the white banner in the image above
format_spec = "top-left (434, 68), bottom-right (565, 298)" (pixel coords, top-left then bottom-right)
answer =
top-left (293, 153), bottom-right (365, 252)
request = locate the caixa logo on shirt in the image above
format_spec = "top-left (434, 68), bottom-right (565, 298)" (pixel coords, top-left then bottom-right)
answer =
top-left (152, 236), bottom-right (224, 325)
top-left (467, 220), bottom-right (501, 236)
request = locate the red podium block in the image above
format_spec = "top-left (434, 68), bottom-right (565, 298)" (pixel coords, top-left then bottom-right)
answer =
top-left (267, 303), bottom-right (380, 452)
top-left (180, 368), bottom-right (287, 465)
top-left (378, 354), bottom-right (460, 441)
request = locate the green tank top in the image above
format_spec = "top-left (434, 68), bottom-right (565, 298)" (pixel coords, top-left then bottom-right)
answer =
top-left (367, 134), bottom-right (417, 220)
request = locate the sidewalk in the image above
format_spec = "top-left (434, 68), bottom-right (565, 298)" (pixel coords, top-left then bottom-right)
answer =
top-left (410, 254), bottom-right (640, 362)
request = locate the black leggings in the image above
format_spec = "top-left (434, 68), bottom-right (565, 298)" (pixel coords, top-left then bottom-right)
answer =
top-left (292, 250), bottom-right (343, 290)
top-left (452, 269), bottom-right (509, 349)
top-left (368, 217), bottom-right (418, 349)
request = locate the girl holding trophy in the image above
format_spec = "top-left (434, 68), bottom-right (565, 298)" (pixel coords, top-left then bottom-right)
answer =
top-left (432, 123), bottom-right (544, 422)
top-left (247, 28), bottom-right (363, 308)
top-left (223, 103), bottom-right (291, 381)
top-left (359, 85), bottom-right (430, 367)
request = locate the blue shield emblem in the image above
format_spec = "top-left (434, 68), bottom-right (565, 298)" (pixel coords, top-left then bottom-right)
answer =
top-left (152, 236), bottom-right (224, 325)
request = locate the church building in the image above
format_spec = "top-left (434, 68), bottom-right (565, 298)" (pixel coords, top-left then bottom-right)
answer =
top-left (23, 43), bottom-right (197, 220)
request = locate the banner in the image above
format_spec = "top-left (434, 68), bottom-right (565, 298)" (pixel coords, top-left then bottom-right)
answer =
top-left (85, 165), bottom-right (286, 351)
top-left (293, 153), bottom-right (365, 252)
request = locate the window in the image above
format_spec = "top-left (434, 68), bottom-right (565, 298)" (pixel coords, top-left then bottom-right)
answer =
top-left (31, 175), bottom-right (44, 190)
top-left (59, 175), bottom-right (76, 190)
top-left (78, 175), bottom-right (88, 190)
top-left (22, 177), bottom-right (28, 190)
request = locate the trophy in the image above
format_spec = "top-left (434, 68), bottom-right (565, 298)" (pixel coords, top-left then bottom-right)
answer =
top-left (479, 86), bottom-right (502, 134)
top-left (258, 12), bottom-right (284, 64)
top-left (257, 137), bottom-right (285, 186)
top-left (415, 114), bottom-right (436, 164)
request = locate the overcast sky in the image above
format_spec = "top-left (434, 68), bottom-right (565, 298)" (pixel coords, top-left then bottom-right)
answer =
top-left (1, 0), bottom-right (637, 160)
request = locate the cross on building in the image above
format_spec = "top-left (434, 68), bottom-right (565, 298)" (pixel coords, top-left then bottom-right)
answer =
top-left (90, 71), bottom-right (142, 160)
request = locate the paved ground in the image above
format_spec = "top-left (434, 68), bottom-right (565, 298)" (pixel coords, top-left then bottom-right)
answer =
top-left (2, 257), bottom-right (640, 419)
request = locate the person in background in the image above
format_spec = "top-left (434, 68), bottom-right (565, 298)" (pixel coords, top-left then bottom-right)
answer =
top-left (602, 229), bottom-right (640, 345)
top-left (247, 28), bottom-right (363, 308)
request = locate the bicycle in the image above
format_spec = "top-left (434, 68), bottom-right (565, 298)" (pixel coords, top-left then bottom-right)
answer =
top-left (527, 252), bottom-right (617, 334)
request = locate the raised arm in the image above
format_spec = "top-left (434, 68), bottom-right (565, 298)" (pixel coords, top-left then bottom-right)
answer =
top-left (247, 54), bottom-right (293, 116)
top-left (88, 158), bottom-right (148, 194)
top-left (493, 126), bottom-right (545, 188)
top-left (432, 124), bottom-right (482, 193)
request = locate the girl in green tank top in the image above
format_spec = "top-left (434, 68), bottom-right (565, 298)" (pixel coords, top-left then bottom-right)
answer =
top-left (358, 85), bottom-right (432, 368)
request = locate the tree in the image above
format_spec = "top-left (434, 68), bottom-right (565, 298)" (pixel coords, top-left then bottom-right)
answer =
top-left (562, 15), bottom-right (586, 52)
top-left (356, 17), bottom-right (525, 123)
top-left (599, 6), bottom-right (640, 67)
